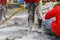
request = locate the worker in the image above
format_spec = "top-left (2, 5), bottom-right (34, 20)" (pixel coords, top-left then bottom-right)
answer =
top-left (45, 2), bottom-right (60, 37)
top-left (24, 0), bottom-right (43, 32)
top-left (42, 0), bottom-right (55, 21)
top-left (35, 0), bottom-right (43, 32)
top-left (2, 0), bottom-right (7, 20)
top-left (24, 0), bottom-right (40, 27)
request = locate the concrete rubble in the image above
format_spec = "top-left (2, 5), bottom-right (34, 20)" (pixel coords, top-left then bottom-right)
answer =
top-left (0, 11), bottom-right (54, 40)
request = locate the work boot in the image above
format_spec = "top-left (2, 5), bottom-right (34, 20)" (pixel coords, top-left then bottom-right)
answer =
top-left (37, 19), bottom-right (42, 33)
top-left (38, 19), bottom-right (42, 28)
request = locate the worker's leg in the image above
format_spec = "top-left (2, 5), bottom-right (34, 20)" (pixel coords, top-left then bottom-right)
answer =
top-left (28, 3), bottom-right (33, 26)
top-left (0, 9), bottom-right (2, 20)
top-left (31, 3), bottom-right (36, 23)
top-left (2, 5), bottom-right (7, 19)
top-left (35, 6), bottom-right (42, 29)
top-left (0, 5), bottom-right (3, 21)
top-left (45, 19), bottom-right (54, 35)
top-left (35, 6), bottom-right (42, 32)
top-left (28, 3), bottom-right (36, 27)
